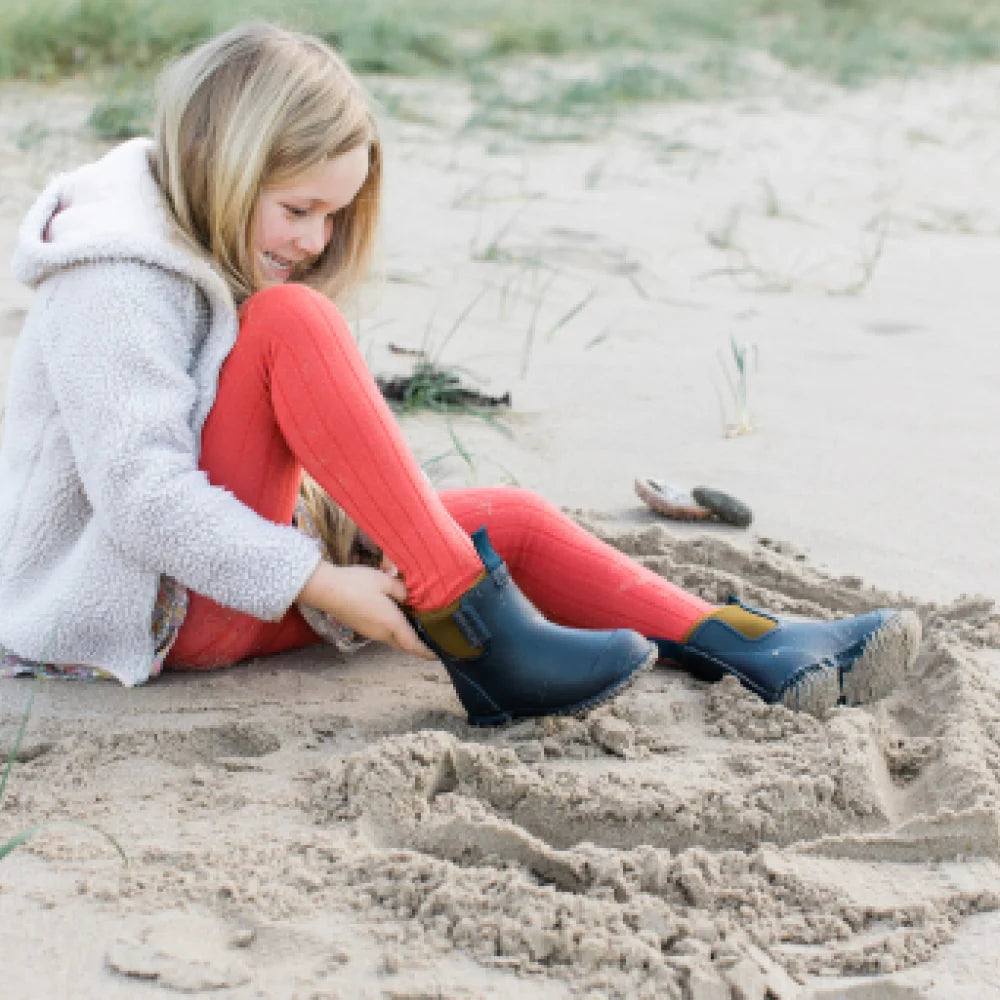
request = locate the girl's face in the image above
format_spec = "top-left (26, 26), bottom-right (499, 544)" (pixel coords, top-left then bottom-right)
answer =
top-left (253, 144), bottom-right (370, 285)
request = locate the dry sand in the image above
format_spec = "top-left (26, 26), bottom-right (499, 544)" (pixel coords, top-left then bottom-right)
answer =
top-left (1, 63), bottom-right (999, 1000)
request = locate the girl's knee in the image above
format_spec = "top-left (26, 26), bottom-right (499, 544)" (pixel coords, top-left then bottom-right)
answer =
top-left (502, 486), bottom-right (561, 519)
top-left (471, 486), bottom-right (564, 529)
top-left (239, 283), bottom-right (350, 345)
top-left (244, 282), bottom-right (327, 311)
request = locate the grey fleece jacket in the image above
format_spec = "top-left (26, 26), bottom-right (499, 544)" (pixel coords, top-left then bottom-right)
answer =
top-left (0, 138), bottom-right (321, 685)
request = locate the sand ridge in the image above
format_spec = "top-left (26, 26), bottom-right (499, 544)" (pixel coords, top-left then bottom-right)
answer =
top-left (2, 522), bottom-right (999, 998)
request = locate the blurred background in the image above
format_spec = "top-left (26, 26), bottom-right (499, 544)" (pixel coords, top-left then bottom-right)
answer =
top-left (2, 0), bottom-right (1000, 142)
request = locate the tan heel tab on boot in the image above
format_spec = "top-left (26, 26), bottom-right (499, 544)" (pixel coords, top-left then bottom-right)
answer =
top-left (687, 604), bottom-right (777, 641)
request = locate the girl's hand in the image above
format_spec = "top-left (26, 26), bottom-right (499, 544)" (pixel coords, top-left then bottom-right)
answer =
top-left (297, 560), bottom-right (435, 660)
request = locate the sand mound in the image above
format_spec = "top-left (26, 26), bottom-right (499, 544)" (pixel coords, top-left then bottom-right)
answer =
top-left (3, 521), bottom-right (999, 998)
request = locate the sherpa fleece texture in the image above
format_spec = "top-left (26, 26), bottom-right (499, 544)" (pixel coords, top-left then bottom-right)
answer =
top-left (0, 139), bottom-right (321, 686)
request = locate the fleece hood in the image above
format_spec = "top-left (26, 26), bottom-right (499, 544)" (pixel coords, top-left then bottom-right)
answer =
top-left (12, 137), bottom-right (233, 314)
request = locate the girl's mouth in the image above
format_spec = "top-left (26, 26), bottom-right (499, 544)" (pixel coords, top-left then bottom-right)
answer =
top-left (261, 250), bottom-right (295, 278)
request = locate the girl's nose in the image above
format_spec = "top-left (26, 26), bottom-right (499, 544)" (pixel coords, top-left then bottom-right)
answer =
top-left (298, 218), bottom-right (328, 254)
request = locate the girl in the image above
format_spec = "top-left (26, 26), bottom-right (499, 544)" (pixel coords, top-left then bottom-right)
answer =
top-left (0, 23), bottom-right (920, 725)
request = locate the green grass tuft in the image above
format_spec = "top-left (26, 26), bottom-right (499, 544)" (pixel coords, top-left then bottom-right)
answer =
top-left (2, 0), bottom-right (999, 101)
top-left (87, 89), bottom-right (153, 139)
top-left (0, 0), bottom-right (211, 81)
top-left (377, 360), bottom-right (511, 415)
top-left (1, 679), bottom-right (128, 865)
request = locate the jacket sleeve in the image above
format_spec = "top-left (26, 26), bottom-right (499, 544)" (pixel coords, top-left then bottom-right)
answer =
top-left (40, 260), bottom-right (321, 620)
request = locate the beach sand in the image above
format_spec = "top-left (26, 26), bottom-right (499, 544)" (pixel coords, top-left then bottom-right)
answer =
top-left (1, 64), bottom-right (998, 999)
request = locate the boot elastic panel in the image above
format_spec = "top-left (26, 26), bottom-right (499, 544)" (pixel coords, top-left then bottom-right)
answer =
top-left (685, 601), bottom-right (777, 641)
top-left (411, 571), bottom-right (488, 659)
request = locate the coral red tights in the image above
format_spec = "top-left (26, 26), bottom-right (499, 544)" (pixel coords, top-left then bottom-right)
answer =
top-left (166, 284), bottom-right (709, 669)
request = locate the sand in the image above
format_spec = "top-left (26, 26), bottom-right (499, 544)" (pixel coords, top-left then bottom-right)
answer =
top-left (1, 62), bottom-right (999, 1000)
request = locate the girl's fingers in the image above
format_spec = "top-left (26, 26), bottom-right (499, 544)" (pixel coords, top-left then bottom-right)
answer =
top-left (377, 583), bottom-right (433, 658)
top-left (400, 633), bottom-right (436, 660)
top-left (390, 618), bottom-right (435, 659)
top-left (300, 562), bottom-right (433, 658)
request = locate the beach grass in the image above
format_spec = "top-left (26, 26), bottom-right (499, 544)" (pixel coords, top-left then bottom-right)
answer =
top-left (1, 680), bottom-right (127, 863)
top-left (1, 1), bottom-right (998, 121)
top-left (716, 334), bottom-right (757, 438)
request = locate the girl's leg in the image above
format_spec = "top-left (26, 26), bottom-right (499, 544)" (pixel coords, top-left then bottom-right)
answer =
top-left (167, 284), bottom-right (484, 669)
top-left (437, 486), bottom-right (921, 715)
top-left (440, 486), bottom-right (711, 641)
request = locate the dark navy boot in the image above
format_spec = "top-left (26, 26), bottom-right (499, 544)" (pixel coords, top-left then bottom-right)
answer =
top-left (654, 597), bottom-right (921, 716)
top-left (411, 527), bottom-right (658, 726)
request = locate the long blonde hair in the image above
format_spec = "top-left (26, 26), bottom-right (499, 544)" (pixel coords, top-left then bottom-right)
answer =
top-left (298, 473), bottom-right (381, 568)
top-left (151, 22), bottom-right (381, 303)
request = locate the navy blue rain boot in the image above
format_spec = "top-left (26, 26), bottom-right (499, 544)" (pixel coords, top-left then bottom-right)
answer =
top-left (411, 527), bottom-right (658, 726)
top-left (654, 597), bottom-right (921, 716)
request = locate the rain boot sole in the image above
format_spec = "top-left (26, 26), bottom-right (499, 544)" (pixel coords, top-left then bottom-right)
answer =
top-left (569, 643), bottom-right (659, 720)
top-left (465, 643), bottom-right (659, 727)
top-left (779, 608), bottom-right (921, 718)
top-left (840, 607), bottom-right (921, 707)
top-left (780, 664), bottom-right (842, 718)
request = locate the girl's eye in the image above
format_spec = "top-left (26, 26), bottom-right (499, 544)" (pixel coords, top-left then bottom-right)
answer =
top-left (283, 205), bottom-right (308, 218)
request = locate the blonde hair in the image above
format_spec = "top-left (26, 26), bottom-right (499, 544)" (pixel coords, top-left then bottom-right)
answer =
top-left (298, 474), bottom-right (381, 568)
top-left (151, 23), bottom-right (381, 303)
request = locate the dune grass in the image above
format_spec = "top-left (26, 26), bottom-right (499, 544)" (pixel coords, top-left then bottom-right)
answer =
top-left (1, 680), bottom-right (127, 864)
top-left (2, 0), bottom-right (998, 85)
top-left (1, 0), bottom-right (999, 139)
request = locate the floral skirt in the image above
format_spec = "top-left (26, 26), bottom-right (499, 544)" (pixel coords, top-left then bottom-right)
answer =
top-left (0, 575), bottom-right (188, 681)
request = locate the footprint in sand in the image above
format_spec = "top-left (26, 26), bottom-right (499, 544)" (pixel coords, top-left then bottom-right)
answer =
top-left (105, 910), bottom-right (251, 992)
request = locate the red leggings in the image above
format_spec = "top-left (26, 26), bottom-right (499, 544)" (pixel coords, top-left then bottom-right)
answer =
top-left (166, 285), bottom-right (709, 669)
